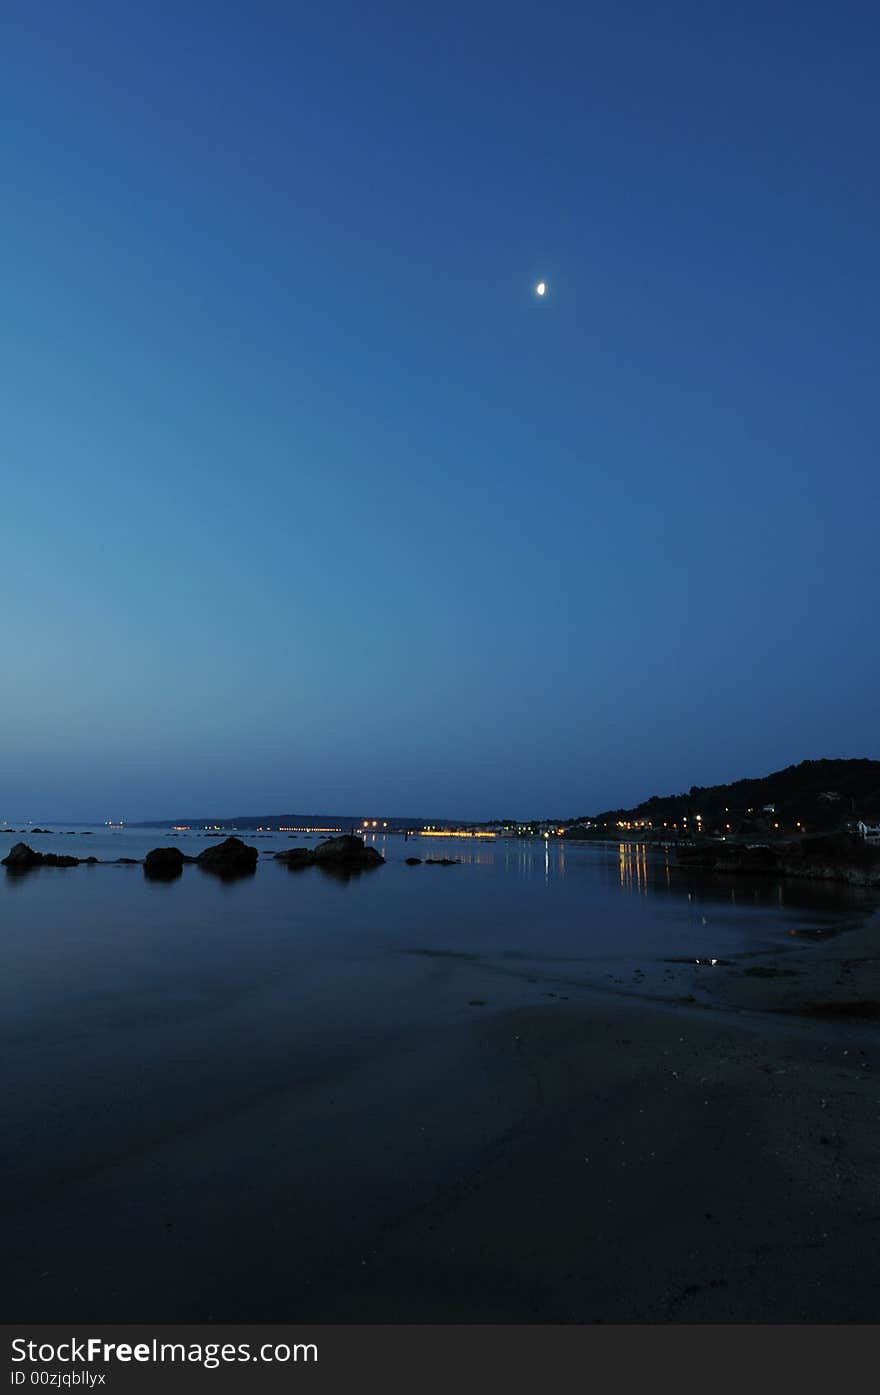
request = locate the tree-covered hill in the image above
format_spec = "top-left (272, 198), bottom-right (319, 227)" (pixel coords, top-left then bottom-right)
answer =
top-left (574, 759), bottom-right (880, 835)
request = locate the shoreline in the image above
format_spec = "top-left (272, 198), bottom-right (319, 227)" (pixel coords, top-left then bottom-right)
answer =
top-left (4, 905), bottom-right (879, 1322)
top-left (336, 918), bottom-right (880, 1322)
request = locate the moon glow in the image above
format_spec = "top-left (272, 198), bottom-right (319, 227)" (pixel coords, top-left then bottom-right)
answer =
top-left (535, 281), bottom-right (546, 296)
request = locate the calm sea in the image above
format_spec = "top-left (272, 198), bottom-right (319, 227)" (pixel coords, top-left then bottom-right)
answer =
top-left (2, 825), bottom-right (876, 1319)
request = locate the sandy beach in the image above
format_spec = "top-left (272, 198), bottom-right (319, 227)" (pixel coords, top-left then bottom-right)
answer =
top-left (5, 899), bottom-right (879, 1324)
top-left (305, 917), bottom-right (880, 1323)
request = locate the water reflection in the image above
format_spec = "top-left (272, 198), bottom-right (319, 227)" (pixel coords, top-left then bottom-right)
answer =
top-left (143, 865), bottom-right (182, 883)
top-left (3, 827), bottom-right (876, 934)
top-left (618, 841), bottom-right (649, 895)
top-left (317, 864), bottom-right (377, 884)
top-left (196, 866), bottom-right (257, 885)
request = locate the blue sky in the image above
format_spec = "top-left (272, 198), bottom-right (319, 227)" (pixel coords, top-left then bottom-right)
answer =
top-left (3, 1), bottom-right (879, 820)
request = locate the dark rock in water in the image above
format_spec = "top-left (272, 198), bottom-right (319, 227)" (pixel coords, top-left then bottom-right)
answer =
top-left (313, 834), bottom-right (384, 869)
top-left (144, 846), bottom-right (186, 879)
top-left (425, 857), bottom-right (460, 866)
top-left (405, 857), bottom-right (422, 865)
top-left (676, 833), bottom-right (880, 887)
top-left (115, 857), bottom-right (139, 865)
top-left (275, 847), bottom-right (316, 869)
top-left (2, 842), bottom-right (80, 869)
top-left (83, 856), bottom-right (99, 864)
top-left (196, 836), bottom-right (258, 877)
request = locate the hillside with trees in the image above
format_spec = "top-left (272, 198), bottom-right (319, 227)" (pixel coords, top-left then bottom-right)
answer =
top-left (570, 759), bottom-right (880, 838)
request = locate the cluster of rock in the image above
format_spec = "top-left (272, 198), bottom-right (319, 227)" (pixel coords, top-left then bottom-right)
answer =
top-left (145, 837), bottom-right (259, 880)
top-left (405, 856), bottom-right (460, 865)
top-left (3, 837), bottom-right (261, 880)
top-left (1, 843), bottom-right (92, 870)
top-left (0, 829), bottom-right (66, 836)
top-left (676, 833), bottom-right (880, 887)
top-left (4, 834), bottom-right (382, 881)
top-left (274, 834), bottom-right (384, 871)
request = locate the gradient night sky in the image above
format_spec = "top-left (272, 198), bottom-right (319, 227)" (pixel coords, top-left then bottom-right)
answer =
top-left (4, 2), bottom-right (879, 821)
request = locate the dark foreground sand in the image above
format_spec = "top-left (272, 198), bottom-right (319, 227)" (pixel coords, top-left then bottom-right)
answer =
top-left (356, 998), bottom-right (880, 1321)
top-left (5, 914), bottom-right (880, 1323)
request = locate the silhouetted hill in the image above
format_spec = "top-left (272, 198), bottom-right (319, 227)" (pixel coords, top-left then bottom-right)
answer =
top-left (577, 759), bottom-right (880, 834)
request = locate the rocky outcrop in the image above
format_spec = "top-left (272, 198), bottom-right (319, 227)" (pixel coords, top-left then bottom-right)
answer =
top-left (274, 847), bottom-right (316, 869)
top-left (2, 842), bottom-right (79, 869)
top-left (196, 836), bottom-right (258, 877)
top-left (144, 846), bottom-right (187, 879)
top-left (676, 834), bottom-right (880, 887)
top-left (313, 835), bottom-right (384, 868)
top-left (275, 835), bottom-right (384, 871)
top-left (405, 857), bottom-right (422, 864)
top-left (4, 843), bottom-right (40, 867)
top-left (425, 857), bottom-right (459, 866)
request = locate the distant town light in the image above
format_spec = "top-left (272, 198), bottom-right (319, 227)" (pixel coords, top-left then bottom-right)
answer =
top-left (418, 830), bottom-right (496, 839)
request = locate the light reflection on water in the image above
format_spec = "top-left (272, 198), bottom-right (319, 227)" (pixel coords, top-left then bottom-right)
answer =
top-left (1, 827), bottom-right (875, 963)
top-left (1, 829), bottom-right (876, 1217)
top-left (2, 825), bottom-right (878, 1325)
top-left (619, 840), bottom-right (650, 894)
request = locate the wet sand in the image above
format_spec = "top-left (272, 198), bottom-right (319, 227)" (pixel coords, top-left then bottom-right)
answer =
top-left (350, 995), bottom-right (880, 1321)
top-left (4, 910), bottom-right (880, 1323)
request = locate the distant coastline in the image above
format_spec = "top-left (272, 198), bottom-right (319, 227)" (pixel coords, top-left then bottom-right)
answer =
top-left (6, 757), bottom-right (880, 864)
